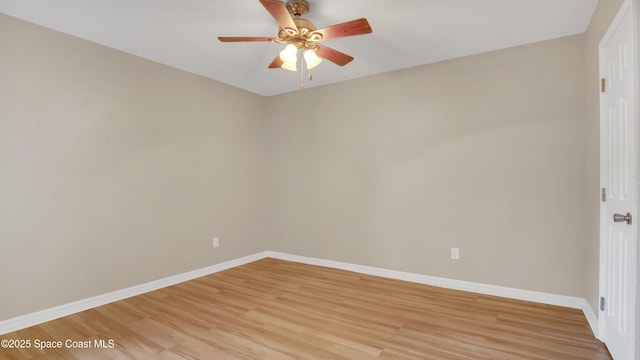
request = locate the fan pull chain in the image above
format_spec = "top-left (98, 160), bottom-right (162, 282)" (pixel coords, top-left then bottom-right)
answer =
top-left (301, 54), bottom-right (305, 89)
top-left (297, 54), bottom-right (314, 90)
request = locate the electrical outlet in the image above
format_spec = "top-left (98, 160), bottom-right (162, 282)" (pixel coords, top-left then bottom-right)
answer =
top-left (451, 247), bottom-right (460, 260)
top-left (212, 237), bottom-right (220, 248)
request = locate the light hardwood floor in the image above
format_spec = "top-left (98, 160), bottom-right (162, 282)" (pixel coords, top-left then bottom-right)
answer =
top-left (1, 258), bottom-right (611, 359)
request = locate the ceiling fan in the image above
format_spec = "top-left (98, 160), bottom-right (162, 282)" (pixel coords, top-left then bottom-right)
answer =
top-left (218, 0), bottom-right (372, 73)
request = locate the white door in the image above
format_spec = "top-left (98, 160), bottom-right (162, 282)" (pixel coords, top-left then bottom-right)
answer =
top-left (599, 0), bottom-right (637, 359)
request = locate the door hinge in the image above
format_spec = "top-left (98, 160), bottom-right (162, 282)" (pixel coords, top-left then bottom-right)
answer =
top-left (602, 188), bottom-right (606, 202)
top-left (600, 296), bottom-right (606, 311)
top-left (601, 78), bottom-right (606, 92)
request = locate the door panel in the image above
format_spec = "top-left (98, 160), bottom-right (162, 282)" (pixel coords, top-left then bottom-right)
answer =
top-left (599, 1), bottom-right (636, 359)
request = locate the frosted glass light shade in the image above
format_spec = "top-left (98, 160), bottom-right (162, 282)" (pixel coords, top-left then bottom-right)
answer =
top-left (279, 44), bottom-right (298, 63)
top-left (279, 44), bottom-right (298, 71)
top-left (304, 49), bottom-right (322, 69)
top-left (281, 60), bottom-right (297, 71)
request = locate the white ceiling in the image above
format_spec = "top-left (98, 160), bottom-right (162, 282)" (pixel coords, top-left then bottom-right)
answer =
top-left (0, 0), bottom-right (597, 96)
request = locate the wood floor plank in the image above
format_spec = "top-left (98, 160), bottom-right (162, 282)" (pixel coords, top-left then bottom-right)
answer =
top-left (0, 258), bottom-right (611, 359)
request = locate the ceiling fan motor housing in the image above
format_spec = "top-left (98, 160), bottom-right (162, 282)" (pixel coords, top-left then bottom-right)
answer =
top-left (293, 18), bottom-right (316, 32)
top-left (282, 0), bottom-right (318, 45)
top-left (278, 13), bottom-right (321, 50)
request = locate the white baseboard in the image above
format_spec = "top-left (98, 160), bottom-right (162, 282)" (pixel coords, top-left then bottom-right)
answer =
top-left (265, 251), bottom-right (600, 338)
top-left (580, 298), bottom-right (600, 339)
top-left (0, 252), bottom-right (269, 335)
top-left (0, 250), bottom-right (600, 339)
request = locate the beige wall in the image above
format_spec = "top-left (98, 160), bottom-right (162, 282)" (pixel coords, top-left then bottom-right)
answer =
top-left (0, 14), bottom-right (268, 320)
top-left (266, 35), bottom-right (587, 297)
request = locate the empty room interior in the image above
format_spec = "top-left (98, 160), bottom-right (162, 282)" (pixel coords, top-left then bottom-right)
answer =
top-left (1, 0), bottom-right (639, 359)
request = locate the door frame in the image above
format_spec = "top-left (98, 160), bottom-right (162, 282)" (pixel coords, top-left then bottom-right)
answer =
top-left (598, 0), bottom-right (638, 357)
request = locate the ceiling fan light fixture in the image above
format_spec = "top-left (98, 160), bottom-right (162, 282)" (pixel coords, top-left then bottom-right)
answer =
top-left (218, 0), bottom-right (373, 82)
top-left (303, 49), bottom-right (322, 69)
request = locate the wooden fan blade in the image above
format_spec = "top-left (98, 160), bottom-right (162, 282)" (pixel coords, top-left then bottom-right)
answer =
top-left (315, 45), bottom-right (354, 66)
top-left (218, 36), bottom-right (277, 42)
top-left (259, 0), bottom-right (297, 31)
top-left (311, 18), bottom-right (372, 41)
top-left (268, 55), bottom-right (284, 69)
